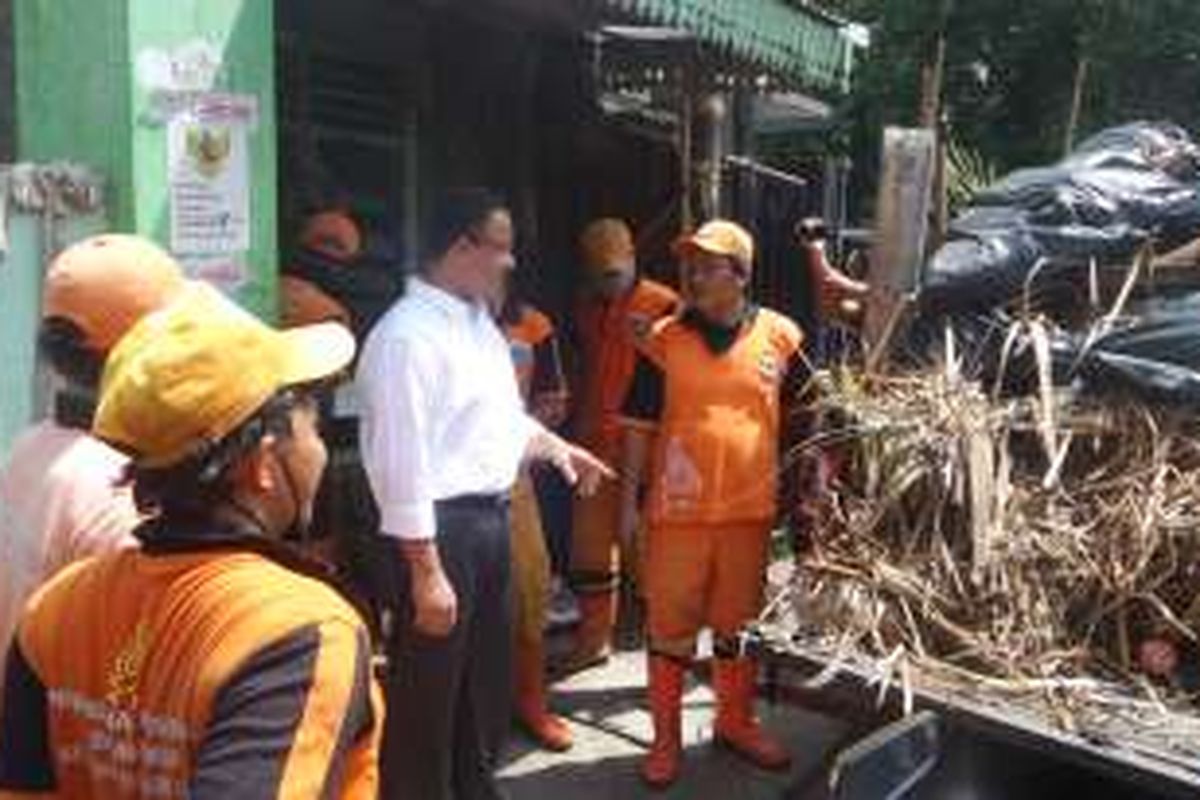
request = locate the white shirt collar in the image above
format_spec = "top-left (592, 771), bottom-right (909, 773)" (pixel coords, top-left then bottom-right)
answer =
top-left (408, 275), bottom-right (486, 321)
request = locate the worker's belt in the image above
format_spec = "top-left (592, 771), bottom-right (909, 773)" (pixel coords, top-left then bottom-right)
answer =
top-left (436, 492), bottom-right (511, 513)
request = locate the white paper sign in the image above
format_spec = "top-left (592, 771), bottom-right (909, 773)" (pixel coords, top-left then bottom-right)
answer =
top-left (179, 255), bottom-right (248, 293)
top-left (168, 101), bottom-right (251, 255)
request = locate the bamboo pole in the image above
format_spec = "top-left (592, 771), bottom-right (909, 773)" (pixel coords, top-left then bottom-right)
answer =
top-left (1064, 56), bottom-right (1090, 155)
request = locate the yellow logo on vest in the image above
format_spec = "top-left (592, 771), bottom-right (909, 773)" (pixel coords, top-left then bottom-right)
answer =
top-left (105, 621), bottom-right (150, 708)
top-left (756, 351), bottom-right (782, 383)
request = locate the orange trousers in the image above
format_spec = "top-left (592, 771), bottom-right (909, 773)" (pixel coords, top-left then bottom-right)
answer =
top-left (644, 521), bottom-right (772, 659)
top-left (510, 475), bottom-right (550, 646)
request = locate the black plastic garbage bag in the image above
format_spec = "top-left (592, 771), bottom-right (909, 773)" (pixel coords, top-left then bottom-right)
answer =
top-left (921, 232), bottom-right (1065, 314)
top-left (1078, 312), bottom-right (1200, 406)
top-left (1070, 122), bottom-right (1200, 181)
top-left (920, 121), bottom-right (1200, 314)
top-left (901, 309), bottom-right (1080, 396)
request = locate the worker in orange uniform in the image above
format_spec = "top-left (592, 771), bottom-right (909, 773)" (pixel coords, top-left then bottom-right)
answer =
top-left (280, 210), bottom-right (358, 329)
top-left (499, 291), bottom-right (574, 751)
top-left (620, 220), bottom-right (814, 788)
top-left (0, 288), bottom-right (381, 799)
top-left (568, 218), bottom-right (679, 670)
top-left (280, 208), bottom-right (401, 342)
top-left (0, 235), bottom-right (188, 718)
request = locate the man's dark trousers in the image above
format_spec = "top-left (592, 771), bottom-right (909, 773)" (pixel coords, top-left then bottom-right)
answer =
top-left (369, 495), bottom-right (512, 800)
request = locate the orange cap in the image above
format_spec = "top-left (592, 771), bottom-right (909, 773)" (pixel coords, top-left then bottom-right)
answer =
top-left (674, 219), bottom-right (755, 273)
top-left (300, 211), bottom-right (362, 261)
top-left (42, 234), bottom-right (188, 352)
top-left (94, 284), bottom-right (355, 469)
top-left (579, 218), bottom-right (636, 274)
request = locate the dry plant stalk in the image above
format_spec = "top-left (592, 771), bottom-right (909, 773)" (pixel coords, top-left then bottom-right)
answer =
top-left (787, 366), bottom-right (1200, 699)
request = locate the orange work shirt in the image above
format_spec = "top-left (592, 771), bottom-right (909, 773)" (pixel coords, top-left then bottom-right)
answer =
top-left (639, 308), bottom-right (803, 526)
top-left (0, 532), bottom-right (381, 799)
top-left (573, 278), bottom-right (679, 458)
top-left (505, 305), bottom-right (557, 402)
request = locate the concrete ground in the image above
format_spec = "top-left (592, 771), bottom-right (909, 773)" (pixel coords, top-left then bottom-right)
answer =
top-left (498, 650), bottom-right (851, 800)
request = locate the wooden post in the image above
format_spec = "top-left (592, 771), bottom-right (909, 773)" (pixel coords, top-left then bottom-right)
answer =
top-left (864, 128), bottom-right (936, 370)
top-left (701, 92), bottom-right (727, 221)
top-left (917, 35), bottom-right (945, 130)
top-left (678, 56), bottom-right (695, 234)
top-left (931, 113), bottom-right (949, 250)
top-left (919, 0), bottom-right (951, 250)
top-left (1064, 56), bottom-right (1089, 155)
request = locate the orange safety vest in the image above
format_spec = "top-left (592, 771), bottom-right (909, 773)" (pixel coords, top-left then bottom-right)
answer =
top-left (280, 274), bottom-right (351, 329)
top-left (505, 305), bottom-right (556, 402)
top-left (16, 548), bottom-right (379, 799)
top-left (641, 308), bottom-right (802, 527)
top-left (574, 278), bottom-right (679, 458)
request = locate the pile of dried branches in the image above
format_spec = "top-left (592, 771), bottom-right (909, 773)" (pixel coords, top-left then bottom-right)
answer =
top-left (783, 364), bottom-right (1200, 697)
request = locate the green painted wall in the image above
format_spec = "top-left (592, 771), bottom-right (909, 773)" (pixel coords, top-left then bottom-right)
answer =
top-left (126, 0), bottom-right (278, 316)
top-left (0, 217), bottom-right (51, 456)
top-left (0, 212), bottom-right (105, 457)
top-left (14, 0), bottom-right (278, 317)
top-left (15, 0), bottom-right (135, 228)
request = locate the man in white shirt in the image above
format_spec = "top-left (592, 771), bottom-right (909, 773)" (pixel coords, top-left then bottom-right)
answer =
top-left (357, 188), bottom-right (610, 800)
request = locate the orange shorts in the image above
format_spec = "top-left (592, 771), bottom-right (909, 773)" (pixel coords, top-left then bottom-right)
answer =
top-left (644, 521), bottom-right (772, 659)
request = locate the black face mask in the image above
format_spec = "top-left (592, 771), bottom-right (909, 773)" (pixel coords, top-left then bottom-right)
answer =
top-left (590, 270), bottom-right (635, 299)
top-left (53, 386), bottom-right (98, 430)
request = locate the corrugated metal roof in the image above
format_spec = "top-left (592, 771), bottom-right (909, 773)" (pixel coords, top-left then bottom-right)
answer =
top-left (602, 0), bottom-right (859, 94)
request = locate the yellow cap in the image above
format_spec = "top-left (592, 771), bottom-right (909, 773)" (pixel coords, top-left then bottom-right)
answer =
top-left (674, 219), bottom-right (755, 273)
top-left (94, 283), bottom-right (355, 468)
top-left (579, 218), bottom-right (636, 274)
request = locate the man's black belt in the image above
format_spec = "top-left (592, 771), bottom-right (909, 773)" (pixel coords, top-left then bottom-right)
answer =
top-left (435, 492), bottom-right (511, 513)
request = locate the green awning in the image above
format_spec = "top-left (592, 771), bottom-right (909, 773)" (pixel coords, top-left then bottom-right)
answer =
top-left (604, 0), bottom-right (857, 94)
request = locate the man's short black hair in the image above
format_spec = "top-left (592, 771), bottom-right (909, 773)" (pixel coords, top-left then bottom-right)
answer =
top-left (38, 317), bottom-right (104, 389)
top-left (422, 187), bottom-right (509, 264)
top-left (128, 390), bottom-right (303, 521)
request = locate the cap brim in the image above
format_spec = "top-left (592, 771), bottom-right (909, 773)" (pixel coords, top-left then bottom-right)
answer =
top-left (673, 233), bottom-right (728, 260)
top-left (276, 322), bottom-right (357, 388)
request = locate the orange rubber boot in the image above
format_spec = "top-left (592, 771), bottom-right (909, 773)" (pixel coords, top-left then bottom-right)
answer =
top-left (515, 640), bottom-right (574, 752)
top-left (641, 654), bottom-right (686, 789)
top-left (712, 657), bottom-right (790, 771)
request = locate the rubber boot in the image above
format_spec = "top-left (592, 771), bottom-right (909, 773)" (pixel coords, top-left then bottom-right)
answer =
top-left (563, 589), bottom-right (615, 674)
top-left (641, 654), bottom-right (686, 789)
top-left (712, 657), bottom-right (790, 771)
top-left (514, 640), bottom-right (574, 752)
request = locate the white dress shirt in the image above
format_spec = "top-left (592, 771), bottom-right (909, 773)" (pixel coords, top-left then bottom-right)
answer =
top-left (357, 276), bottom-right (541, 540)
